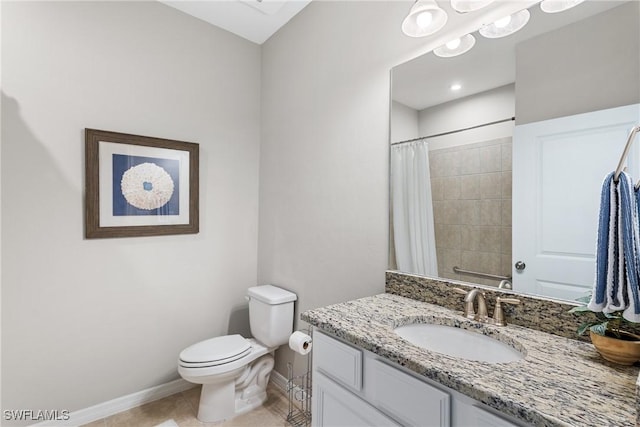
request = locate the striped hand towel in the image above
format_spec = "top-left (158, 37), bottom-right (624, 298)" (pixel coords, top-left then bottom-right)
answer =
top-left (589, 171), bottom-right (640, 320)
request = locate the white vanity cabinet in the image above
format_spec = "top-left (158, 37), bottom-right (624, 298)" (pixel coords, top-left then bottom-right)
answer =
top-left (314, 372), bottom-right (400, 426)
top-left (312, 329), bottom-right (528, 427)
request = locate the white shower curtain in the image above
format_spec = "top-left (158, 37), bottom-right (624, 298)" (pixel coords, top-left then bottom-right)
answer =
top-left (391, 139), bottom-right (438, 276)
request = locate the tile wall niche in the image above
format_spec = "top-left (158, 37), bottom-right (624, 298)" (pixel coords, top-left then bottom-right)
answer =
top-left (429, 137), bottom-right (512, 286)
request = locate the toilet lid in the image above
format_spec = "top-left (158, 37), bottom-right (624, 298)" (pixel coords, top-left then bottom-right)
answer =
top-left (179, 334), bottom-right (251, 367)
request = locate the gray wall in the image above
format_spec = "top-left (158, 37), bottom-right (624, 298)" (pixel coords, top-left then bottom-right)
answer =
top-left (2, 0), bottom-right (260, 419)
top-left (259, 0), bottom-right (429, 374)
top-left (391, 101), bottom-right (419, 144)
top-left (418, 85), bottom-right (515, 144)
top-left (516, 1), bottom-right (640, 124)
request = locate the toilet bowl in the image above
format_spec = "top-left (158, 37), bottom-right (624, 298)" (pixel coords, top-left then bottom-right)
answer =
top-left (178, 285), bottom-right (297, 423)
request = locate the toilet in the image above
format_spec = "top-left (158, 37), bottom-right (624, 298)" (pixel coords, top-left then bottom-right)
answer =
top-left (178, 285), bottom-right (297, 423)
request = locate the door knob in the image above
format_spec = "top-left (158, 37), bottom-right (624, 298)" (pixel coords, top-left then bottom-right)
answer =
top-left (515, 261), bottom-right (526, 271)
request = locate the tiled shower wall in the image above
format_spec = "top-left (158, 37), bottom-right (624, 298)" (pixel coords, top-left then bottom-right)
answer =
top-left (429, 137), bottom-right (512, 286)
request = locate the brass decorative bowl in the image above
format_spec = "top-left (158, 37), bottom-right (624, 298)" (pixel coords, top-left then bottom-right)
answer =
top-left (589, 330), bottom-right (640, 365)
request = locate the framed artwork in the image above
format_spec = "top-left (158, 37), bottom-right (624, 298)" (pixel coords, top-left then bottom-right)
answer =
top-left (85, 128), bottom-right (199, 238)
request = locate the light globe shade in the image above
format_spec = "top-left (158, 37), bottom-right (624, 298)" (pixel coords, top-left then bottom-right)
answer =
top-left (433, 34), bottom-right (476, 57)
top-left (479, 9), bottom-right (530, 38)
top-left (402, 0), bottom-right (448, 37)
top-left (540, 0), bottom-right (585, 13)
top-left (450, 0), bottom-right (495, 13)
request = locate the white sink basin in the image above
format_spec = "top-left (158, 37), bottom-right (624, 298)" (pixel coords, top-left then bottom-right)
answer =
top-left (394, 323), bottom-right (524, 363)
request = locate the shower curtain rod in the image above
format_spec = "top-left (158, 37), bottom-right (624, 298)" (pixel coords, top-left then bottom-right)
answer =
top-left (390, 116), bottom-right (515, 146)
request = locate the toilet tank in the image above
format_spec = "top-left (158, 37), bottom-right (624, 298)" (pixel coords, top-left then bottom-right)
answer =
top-left (247, 285), bottom-right (297, 348)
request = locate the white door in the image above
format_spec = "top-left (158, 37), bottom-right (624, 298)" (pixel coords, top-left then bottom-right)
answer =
top-left (513, 104), bottom-right (640, 300)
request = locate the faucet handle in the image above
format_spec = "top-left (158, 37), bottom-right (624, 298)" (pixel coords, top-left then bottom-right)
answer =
top-left (453, 288), bottom-right (468, 296)
top-left (492, 297), bottom-right (521, 326)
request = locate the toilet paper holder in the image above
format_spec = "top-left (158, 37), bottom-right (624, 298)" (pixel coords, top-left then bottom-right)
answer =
top-left (286, 328), bottom-right (312, 427)
top-left (289, 330), bottom-right (313, 355)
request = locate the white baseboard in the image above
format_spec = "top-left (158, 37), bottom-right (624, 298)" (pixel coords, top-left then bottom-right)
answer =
top-left (269, 369), bottom-right (288, 394)
top-left (29, 371), bottom-right (289, 426)
top-left (30, 378), bottom-right (194, 427)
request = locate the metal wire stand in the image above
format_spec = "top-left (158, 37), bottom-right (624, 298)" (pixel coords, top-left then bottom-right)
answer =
top-left (286, 336), bottom-right (312, 427)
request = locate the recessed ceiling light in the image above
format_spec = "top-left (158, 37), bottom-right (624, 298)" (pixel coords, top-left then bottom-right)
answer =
top-left (451, 83), bottom-right (462, 91)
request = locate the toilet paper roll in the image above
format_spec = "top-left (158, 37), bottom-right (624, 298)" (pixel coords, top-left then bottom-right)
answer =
top-left (289, 331), bottom-right (313, 355)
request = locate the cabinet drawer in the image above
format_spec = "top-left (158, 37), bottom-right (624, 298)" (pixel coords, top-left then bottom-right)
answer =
top-left (313, 331), bottom-right (362, 392)
top-left (369, 358), bottom-right (450, 427)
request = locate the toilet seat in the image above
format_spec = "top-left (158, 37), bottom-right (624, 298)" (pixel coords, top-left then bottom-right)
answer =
top-left (179, 334), bottom-right (251, 368)
top-left (179, 338), bottom-right (273, 380)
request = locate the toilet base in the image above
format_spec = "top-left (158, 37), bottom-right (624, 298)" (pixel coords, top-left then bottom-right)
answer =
top-left (198, 380), bottom-right (236, 423)
top-left (235, 385), bottom-right (269, 417)
top-left (196, 383), bottom-right (270, 423)
top-left (195, 354), bottom-right (274, 423)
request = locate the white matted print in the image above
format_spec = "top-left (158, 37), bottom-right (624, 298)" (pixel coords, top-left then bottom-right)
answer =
top-left (98, 141), bottom-right (190, 227)
top-left (85, 129), bottom-right (199, 238)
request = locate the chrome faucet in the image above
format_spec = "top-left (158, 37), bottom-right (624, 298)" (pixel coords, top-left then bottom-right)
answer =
top-left (454, 288), bottom-right (520, 326)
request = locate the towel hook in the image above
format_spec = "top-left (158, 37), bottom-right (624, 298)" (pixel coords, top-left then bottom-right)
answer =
top-left (614, 125), bottom-right (640, 182)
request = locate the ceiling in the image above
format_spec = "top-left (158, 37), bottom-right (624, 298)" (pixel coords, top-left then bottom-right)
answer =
top-left (160, 0), bottom-right (312, 45)
top-left (392, 1), bottom-right (625, 111)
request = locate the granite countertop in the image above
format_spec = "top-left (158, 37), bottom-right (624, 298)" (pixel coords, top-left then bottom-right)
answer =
top-left (301, 293), bottom-right (639, 427)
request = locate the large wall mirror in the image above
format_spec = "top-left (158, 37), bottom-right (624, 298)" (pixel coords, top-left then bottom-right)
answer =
top-left (389, 0), bottom-right (640, 302)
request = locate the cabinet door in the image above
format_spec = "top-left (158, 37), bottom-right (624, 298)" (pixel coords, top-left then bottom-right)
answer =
top-left (368, 358), bottom-right (450, 427)
top-left (313, 372), bottom-right (400, 427)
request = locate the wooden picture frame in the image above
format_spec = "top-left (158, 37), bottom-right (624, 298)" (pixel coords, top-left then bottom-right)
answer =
top-left (85, 128), bottom-right (199, 238)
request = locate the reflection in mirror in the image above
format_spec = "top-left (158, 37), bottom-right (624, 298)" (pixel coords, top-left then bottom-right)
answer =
top-left (390, 1), bottom-right (640, 302)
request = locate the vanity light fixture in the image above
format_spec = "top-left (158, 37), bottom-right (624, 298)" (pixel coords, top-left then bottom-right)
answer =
top-left (434, 34), bottom-right (476, 57)
top-left (402, 0), bottom-right (448, 37)
top-left (478, 9), bottom-right (530, 38)
top-left (450, 83), bottom-right (462, 91)
top-left (540, 0), bottom-right (585, 13)
top-left (450, 0), bottom-right (495, 13)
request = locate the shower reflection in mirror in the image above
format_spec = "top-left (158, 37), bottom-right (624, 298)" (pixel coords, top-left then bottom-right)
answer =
top-left (390, 112), bottom-right (514, 286)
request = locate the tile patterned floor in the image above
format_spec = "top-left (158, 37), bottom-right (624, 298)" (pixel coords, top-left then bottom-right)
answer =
top-left (82, 383), bottom-right (291, 427)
